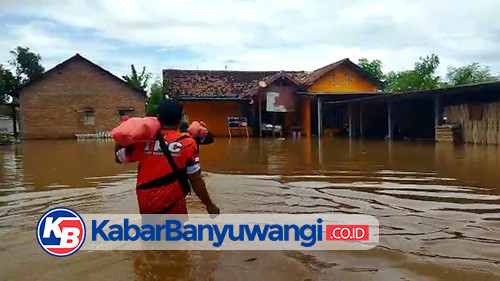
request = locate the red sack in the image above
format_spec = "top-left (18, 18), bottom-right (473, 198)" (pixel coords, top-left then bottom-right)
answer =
top-left (187, 121), bottom-right (208, 139)
top-left (111, 117), bottom-right (161, 146)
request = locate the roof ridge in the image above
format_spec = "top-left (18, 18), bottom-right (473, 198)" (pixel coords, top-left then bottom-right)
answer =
top-left (163, 69), bottom-right (281, 73)
top-left (302, 58), bottom-right (379, 86)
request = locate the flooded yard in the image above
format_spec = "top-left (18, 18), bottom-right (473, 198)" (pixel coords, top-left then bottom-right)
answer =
top-left (0, 138), bottom-right (499, 280)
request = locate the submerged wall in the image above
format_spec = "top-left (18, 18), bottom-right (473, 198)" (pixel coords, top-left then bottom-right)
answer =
top-left (181, 100), bottom-right (249, 137)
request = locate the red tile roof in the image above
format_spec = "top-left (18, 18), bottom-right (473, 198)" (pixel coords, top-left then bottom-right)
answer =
top-left (163, 69), bottom-right (279, 99)
top-left (163, 58), bottom-right (379, 99)
top-left (243, 71), bottom-right (307, 97)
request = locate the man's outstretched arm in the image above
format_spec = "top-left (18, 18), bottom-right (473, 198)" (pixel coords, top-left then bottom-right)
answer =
top-left (188, 171), bottom-right (220, 214)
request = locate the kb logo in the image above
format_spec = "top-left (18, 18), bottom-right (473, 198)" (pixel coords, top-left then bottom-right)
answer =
top-left (36, 207), bottom-right (86, 257)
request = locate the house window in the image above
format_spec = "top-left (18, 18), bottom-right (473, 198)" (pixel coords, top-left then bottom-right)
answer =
top-left (83, 110), bottom-right (95, 125)
top-left (118, 109), bottom-right (134, 121)
top-left (345, 73), bottom-right (353, 85)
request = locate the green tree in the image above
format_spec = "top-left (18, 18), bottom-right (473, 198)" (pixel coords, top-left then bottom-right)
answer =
top-left (9, 46), bottom-right (44, 87)
top-left (358, 58), bottom-right (384, 82)
top-left (385, 54), bottom-right (441, 92)
top-left (122, 65), bottom-right (151, 92)
top-left (146, 79), bottom-right (165, 116)
top-left (446, 63), bottom-right (497, 86)
top-left (0, 65), bottom-right (18, 100)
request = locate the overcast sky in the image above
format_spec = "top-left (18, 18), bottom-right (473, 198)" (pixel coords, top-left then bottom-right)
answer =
top-left (1, 0), bottom-right (500, 80)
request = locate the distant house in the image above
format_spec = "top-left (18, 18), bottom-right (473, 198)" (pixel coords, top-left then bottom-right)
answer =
top-left (245, 58), bottom-right (380, 137)
top-left (19, 54), bottom-right (146, 139)
top-left (163, 69), bottom-right (278, 137)
top-left (164, 58), bottom-right (380, 137)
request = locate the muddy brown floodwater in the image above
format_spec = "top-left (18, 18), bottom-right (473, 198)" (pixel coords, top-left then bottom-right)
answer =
top-left (0, 138), bottom-right (499, 281)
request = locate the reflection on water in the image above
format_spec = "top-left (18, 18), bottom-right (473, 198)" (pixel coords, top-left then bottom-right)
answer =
top-left (0, 140), bottom-right (137, 190)
top-left (0, 138), bottom-right (499, 280)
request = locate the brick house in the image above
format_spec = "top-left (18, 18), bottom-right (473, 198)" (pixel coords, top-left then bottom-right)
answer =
top-left (19, 54), bottom-right (146, 139)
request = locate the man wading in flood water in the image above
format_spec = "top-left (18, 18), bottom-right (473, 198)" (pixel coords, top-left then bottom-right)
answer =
top-left (115, 99), bottom-right (220, 215)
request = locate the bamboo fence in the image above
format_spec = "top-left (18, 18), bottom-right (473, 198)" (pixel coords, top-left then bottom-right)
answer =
top-left (444, 102), bottom-right (500, 145)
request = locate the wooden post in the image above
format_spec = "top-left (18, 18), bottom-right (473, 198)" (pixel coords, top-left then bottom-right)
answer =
top-left (387, 100), bottom-right (393, 140)
top-left (434, 95), bottom-right (440, 141)
top-left (348, 104), bottom-right (353, 138)
top-left (359, 104), bottom-right (364, 137)
top-left (317, 97), bottom-right (322, 137)
top-left (302, 97), bottom-right (311, 138)
top-left (259, 95), bottom-right (263, 137)
top-left (11, 105), bottom-right (17, 137)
